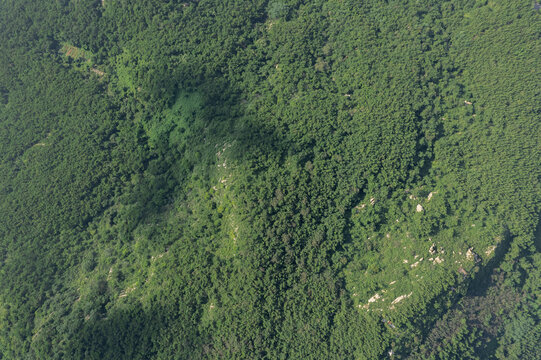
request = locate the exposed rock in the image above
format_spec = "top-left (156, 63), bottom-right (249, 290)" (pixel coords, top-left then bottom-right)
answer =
top-left (416, 204), bottom-right (424, 212)
top-left (466, 247), bottom-right (474, 261)
top-left (391, 292), bottom-right (413, 305)
top-left (90, 68), bottom-right (105, 76)
top-left (119, 285), bottom-right (136, 298)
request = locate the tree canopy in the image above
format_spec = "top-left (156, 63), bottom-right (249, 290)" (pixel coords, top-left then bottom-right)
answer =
top-left (0, 0), bottom-right (539, 359)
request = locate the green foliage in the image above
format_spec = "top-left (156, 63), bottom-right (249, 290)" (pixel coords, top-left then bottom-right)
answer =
top-left (267, 1), bottom-right (289, 19)
top-left (0, 0), bottom-right (539, 359)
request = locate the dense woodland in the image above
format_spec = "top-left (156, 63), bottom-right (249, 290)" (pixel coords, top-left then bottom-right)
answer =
top-left (0, 0), bottom-right (539, 359)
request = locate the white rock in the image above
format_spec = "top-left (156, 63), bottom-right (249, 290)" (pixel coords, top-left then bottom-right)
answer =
top-left (391, 292), bottom-right (413, 305)
top-left (485, 245), bottom-right (496, 256)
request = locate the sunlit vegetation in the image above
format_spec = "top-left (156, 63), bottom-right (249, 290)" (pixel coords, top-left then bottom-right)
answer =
top-left (0, 0), bottom-right (539, 359)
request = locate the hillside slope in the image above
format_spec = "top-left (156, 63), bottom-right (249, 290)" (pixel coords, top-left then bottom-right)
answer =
top-left (0, 1), bottom-right (539, 359)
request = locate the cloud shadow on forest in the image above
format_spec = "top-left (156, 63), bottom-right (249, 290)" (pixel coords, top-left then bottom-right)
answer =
top-left (65, 69), bottom-right (293, 358)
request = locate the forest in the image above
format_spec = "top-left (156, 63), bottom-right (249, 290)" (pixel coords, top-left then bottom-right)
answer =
top-left (0, 0), bottom-right (539, 359)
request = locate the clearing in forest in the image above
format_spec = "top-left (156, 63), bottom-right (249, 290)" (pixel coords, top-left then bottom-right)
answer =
top-left (59, 43), bottom-right (92, 61)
